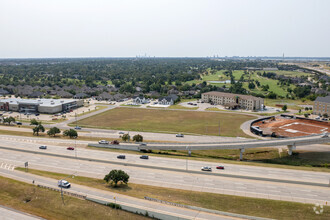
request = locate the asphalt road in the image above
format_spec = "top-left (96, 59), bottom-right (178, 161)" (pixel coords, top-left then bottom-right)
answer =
top-left (0, 205), bottom-right (43, 220)
top-left (1, 149), bottom-right (329, 205)
top-left (0, 168), bottom-right (235, 220)
top-left (0, 138), bottom-right (329, 185)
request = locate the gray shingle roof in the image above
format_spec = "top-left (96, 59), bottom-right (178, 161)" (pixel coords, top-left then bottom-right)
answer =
top-left (315, 96), bottom-right (330, 103)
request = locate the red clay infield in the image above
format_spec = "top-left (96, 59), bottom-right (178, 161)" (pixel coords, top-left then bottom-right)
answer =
top-left (254, 117), bottom-right (329, 137)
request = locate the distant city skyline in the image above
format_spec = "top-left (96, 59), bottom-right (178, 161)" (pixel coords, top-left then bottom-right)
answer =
top-left (1, 0), bottom-right (330, 58)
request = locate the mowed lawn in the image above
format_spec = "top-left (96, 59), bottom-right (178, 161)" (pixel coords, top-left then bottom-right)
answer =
top-left (76, 108), bottom-right (256, 137)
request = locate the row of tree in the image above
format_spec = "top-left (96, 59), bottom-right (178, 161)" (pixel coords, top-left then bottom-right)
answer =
top-left (30, 119), bottom-right (78, 138)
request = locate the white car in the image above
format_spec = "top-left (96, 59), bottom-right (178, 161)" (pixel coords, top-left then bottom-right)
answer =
top-left (58, 180), bottom-right (71, 188)
top-left (201, 166), bottom-right (212, 171)
top-left (98, 140), bottom-right (109, 144)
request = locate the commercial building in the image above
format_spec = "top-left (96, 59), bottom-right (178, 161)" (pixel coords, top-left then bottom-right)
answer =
top-left (313, 96), bottom-right (330, 116)
top-left (201, 91), bottom-right (264, 111)
top-left (0, 98), bottom-right (84, 114)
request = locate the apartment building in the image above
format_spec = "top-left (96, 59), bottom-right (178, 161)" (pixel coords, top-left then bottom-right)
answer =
top-left (201, 91), bottom-right (264, 111)
top-left (313, 96), bottom-right (330, 116)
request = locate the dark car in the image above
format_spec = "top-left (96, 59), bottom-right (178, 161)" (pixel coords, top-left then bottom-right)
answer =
top-left (67, 147), bottom-right (74, 150)
top-left (117, 155), bottom-right (126, 159)
top-left (176, 133), bottom-right (184, 138)
top-left (140, 155), bottom-right (149, 159)
top-left (216, 165), bottom-right (224, 170)
top-left (39, 145), bottom-right (47, 150)
top-left (74, 126), bottom-right (82, 130)
top-left (16, 122), bottom-right (22, 125)
top-left (35, 113), bottom-right (40, 116)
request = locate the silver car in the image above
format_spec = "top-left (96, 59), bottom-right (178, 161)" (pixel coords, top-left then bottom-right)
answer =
top-left (58, 180), bottom-right (71, 188)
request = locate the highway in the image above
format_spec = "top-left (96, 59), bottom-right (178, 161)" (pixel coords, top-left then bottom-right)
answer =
top-left (0, 169), bottom-right (234, 220)
top-left (0, 148), bottom-right (329, 205)
top-left (0, 205), bottom-right (44, 220)
top-left (0, 137), bottom-right (329, 186)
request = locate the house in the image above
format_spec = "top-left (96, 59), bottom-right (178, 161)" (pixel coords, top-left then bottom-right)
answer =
top-left (0, 88), bottom-right (9, 96)
top-left (56, 91), bottom-right (73, 98)
top-left (28, 91), bottom-right (44, 98)
top-left (132, 95), bottom-right (149, 104)
top-left (74, 93), bottom-right (89, 99)
top-left (158, 94), bottom-right (178, 105)
top-left (97, 92), bottom-right (112, 101)
top-left (313, 96), bottom-right (330, 116)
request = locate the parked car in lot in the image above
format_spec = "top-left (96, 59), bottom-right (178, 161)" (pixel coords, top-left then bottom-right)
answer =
top-left (140, 155), bottom-right (149, 159)
top-left (216, 165), bottom-right (224, 169)
top-left (74, 126), bottom-right (81, 130)
top-left (39, 145), bottom-right (47, 150)
top-left (176, 133), bottom-right (184, 138)
top-left (67, 147), bottom-right (74, 150)
top-left (58, 180), bottom-right (71, 188)
top-left (117, 155), bottom-right (126, 159)
top-left (201, 166), bottom-right (212, 171)
top-left (98, 140), bottom-right (109, 144)
top-left (111, 140), bottom-right (120, 145)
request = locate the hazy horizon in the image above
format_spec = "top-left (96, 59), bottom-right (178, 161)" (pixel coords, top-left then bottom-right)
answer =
top-left (1, 0), bottom-right (330, 58)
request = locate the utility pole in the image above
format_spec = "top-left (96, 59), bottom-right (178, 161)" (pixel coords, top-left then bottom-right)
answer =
top-left (218, 121), bottom-right (220, 136)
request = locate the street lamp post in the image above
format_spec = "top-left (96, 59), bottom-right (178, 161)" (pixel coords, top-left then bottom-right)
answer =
top-left (60, 173), bottom-right (76, 205)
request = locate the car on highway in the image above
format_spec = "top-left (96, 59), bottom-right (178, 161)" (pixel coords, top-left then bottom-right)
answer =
top-left (118, 131), bottom-right (125, 134)
top-left (216, 165), bottom-right (224, 170)
top-left (16, 122), bottom-right (22, 125)
top-left (74, 126), bottom-right (82, 130)
top-left (140, 143), bottom-right (147, 147)
top-left (140, 155), bottom-right (149, 159)
top-left (58, 180), bottom-right (71, 188)
top-left (111, 140), bottom-right (120, 145)
top-left (117, 155), bottom-right (126, 159)
top-left (67, 147), bottom-right (75, 150)
top-left (35, 113), bottom-right (40, 116)
top-left (201, 166), bottom-right (212, 171)
top-left (98, 140), bottom-right (109, 144)
top-left (39, 145), bottom-right (47, 150)
top-left (176, 133), bottom-right (184, 138)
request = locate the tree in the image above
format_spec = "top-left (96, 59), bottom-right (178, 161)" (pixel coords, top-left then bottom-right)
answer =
top-left (47, 127), bottom-right (61, 137)
top-left (104, 170), bottom-right (129, 187)
top-left (30, 119), bottom-right (40, 126)
top-left (33, 124), bottom-right (45, 136)
top-left (121, 133), bottom-right (130, 142)
top-left (132, 134), bottom-right (143, 142)
top-left (63, 129), bottom-right (78, 139)
top-left (3, 116), bottom-right (15, 125)
top-left (323, 113), bottom-right (328, 118)
top-left (282, 105), bottom-right (287, 111)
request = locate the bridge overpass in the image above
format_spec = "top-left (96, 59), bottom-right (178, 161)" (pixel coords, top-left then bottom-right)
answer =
top-left (90, 133), bottom-right (330, 160)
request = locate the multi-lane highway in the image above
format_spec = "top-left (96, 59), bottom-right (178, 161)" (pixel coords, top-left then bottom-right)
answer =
top-left (0, 141), bottom-right (329, 205)
top-left (0, 137), bottom-right (329, 186)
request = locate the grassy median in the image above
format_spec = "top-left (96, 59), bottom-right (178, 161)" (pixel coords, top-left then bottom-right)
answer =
top-left (0, 175), bottom-right (149, 220)
top-left (16, 167), bottom-right (330, 220)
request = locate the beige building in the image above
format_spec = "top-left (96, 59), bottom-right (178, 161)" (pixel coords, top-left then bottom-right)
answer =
top-left (313, 96), bottom-right (330, 116)
top-left (201, 91), bottom-right (264, 111)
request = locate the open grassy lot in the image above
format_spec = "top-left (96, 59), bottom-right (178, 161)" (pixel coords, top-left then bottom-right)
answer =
top-left (75, 107), bottom-right (256, 137)
top-left (265, 98), bottom-right (314, 110)
top-left (0, 175), bottom-right (148, 220)
top-left (16, 168), bottom-right (329, 220)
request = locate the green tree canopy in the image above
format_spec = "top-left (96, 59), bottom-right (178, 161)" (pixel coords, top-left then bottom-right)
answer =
top-left (132, 134), bottom-right (143, 142)
top-left (104, 170), bottom-right (129, 187)
top-left (47, 127), bottom-right (61, 137)
top-left (121, 133), bottom-right (130, 142)
top-left (63, 129), bottom-right (78, 139)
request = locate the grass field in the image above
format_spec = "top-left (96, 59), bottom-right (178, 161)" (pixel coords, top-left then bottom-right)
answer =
top-left (16, 168), bottom-right (329, 220)
top-left (0, 175), bottom-right (148, 220)
top-left (75, 107), bottom-right (256, 137)
top-left (186, 70), bottom-right (302, 97)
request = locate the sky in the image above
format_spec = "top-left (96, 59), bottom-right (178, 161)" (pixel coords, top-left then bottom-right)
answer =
top-left (1, 0), bottom-right (330, 58)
